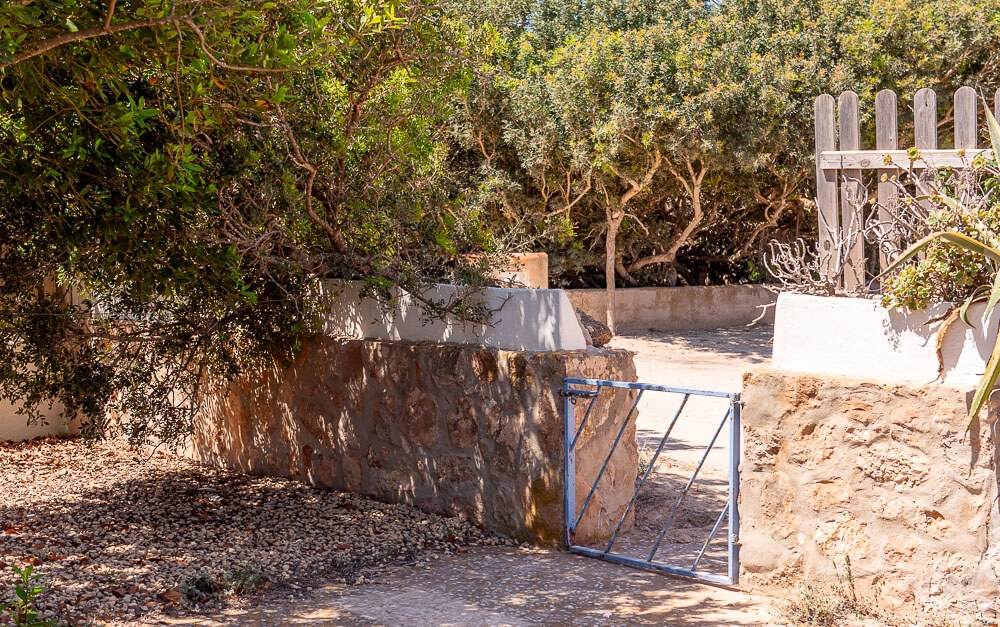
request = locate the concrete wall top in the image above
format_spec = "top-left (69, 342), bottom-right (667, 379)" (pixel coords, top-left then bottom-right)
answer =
top-left (323, 281), bottom-right (587, 352)
top-left (772, 292), bottom-right (998, 388)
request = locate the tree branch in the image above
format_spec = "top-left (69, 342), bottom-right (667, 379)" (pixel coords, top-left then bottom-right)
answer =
top-left (0, 15), bottom-right (188, 69)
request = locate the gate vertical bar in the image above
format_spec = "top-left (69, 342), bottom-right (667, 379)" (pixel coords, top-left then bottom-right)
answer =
top-left (563, 381), bottom-right (576, 545)
top-left (729, 393), bottom-right (742, 585)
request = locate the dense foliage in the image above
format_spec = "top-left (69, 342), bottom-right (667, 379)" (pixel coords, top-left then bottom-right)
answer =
top-left (0, 0), bottom-right (499, 445)
top-left (451, 0), bottom-right (1000, 299)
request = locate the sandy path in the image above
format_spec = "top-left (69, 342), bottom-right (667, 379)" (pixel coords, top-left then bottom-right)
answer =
top-left (569, 327), bottom-right (774, 582)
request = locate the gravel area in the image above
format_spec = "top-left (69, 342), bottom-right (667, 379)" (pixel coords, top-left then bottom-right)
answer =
top-left (0, 437), bottom-right (513, 625)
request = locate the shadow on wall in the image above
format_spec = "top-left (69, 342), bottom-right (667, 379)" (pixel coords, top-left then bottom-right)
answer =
top-left (190, 337), bottom-right (638, 545)
top-left (773, 292), bottom-right (1000, 387)
top-left (321, 281), bottom-right (587, 352)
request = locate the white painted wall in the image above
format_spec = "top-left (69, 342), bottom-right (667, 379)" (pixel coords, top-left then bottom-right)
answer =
top-left (1, 281), bottom-right (588, 441)
top-left (323, 281), bottom-right (588, 352)
top-left (0, 400), bottom-right (68, 442)
top-left (772, 292), bottom-right (998, 387)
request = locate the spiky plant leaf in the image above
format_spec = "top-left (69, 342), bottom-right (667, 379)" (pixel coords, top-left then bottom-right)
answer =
top-left (960, 285), bottom-right (992, 326)
top-left (969, 334), bottom-right (1000, 423)
top-left (985, 99), bottom-right (1000, 160)
top-left (880, 232), bottom-right (1000, 281)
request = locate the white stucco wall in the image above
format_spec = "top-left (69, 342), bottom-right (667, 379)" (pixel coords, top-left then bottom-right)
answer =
top-left (0, 400), bottom-right (68, 442)
top-left (323, 281), bottom-right (588, 352)
top-left (772, 292), bottom-right (998, 387)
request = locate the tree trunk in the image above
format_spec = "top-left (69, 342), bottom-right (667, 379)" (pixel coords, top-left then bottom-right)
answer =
top-left (605, 209), bottom-right (623, 333)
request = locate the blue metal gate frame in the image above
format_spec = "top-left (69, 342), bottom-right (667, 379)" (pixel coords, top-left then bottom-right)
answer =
top-left (562, 377), bottom-right (741, 586)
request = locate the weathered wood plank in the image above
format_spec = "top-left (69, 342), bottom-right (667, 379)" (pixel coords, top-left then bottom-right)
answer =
top-left (838, 91), bottom-right (864, 291)
top-left (820, 148), bottom-right (992, 170)
top-left (955, 86), bottom-right (978, 150)
top-left (814, 94), bottom-right (838, 282)
top-left (875, 89), bottom-right (898, 271)
top-left (914, 88), bottom-right (938, 149)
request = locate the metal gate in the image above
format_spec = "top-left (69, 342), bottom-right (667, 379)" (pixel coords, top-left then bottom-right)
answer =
top-left (562, 377), bottom-right (741, 586)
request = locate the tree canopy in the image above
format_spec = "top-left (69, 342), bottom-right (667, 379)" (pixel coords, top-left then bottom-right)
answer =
top-left (452, 0), bottom-right (1000, 317)
top-left (0, 0), bottom-right (499, 445)
top-left (3, 0), bottom-right (1000, 441)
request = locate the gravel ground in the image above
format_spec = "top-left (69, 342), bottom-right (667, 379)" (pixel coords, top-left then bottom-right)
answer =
top-left (0, 437), bottom-right (513, 626)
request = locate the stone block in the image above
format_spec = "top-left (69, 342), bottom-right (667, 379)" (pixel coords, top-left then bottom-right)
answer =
top-left (446, 398), bottom-right (479, 449)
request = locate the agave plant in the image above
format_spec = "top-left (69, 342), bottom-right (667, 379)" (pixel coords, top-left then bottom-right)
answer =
top-left (880, 100), bottom-right (1000, 423)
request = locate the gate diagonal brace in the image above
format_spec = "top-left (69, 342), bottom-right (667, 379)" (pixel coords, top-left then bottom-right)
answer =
top-left (563, 376), bottom-right (741, 587)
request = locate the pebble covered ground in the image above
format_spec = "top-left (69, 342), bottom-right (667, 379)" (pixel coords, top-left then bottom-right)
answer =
top-left (0, 436), bottom-right (513, 625)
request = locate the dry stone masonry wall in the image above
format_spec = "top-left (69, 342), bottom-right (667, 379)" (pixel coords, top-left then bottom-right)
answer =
top-left (740, 369), bottom-right (999, 611)
top-left (190, 338), bottom-right (637, 545)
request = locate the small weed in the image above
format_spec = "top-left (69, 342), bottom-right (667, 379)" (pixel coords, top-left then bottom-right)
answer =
top-left (782, 557), bottom-right (891, 626)
top-left (781, 557), bottom-right (991, 627)
top-left (180, 567), bottom-right (270, 606)
top-left (2, 564), bottom-right (59, 627)
top-left (637, 443), bottom-right (664, 478)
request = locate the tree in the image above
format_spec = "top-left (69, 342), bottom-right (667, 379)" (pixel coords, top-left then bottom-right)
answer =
top-left (452, 0), bottom-right (1000, 327)
top-left (454, 0), bottom-right (816, 328)
top-left (0, 0), bottom-right (499, 446)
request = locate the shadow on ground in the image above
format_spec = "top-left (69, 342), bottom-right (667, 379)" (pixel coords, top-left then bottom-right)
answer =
top-left (614, 326), bottom-right (773, 364)
top-left (159, 546), bottom-right (772, 626)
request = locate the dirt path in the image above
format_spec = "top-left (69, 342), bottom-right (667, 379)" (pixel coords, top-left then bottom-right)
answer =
top-left (150, 547), bottom-right (774, 626)
top-left (575, 327), bottom-right (773, 580)
top-left (143, 326), bottom-right (779, 626)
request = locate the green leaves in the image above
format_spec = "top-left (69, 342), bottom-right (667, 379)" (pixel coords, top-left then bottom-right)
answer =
top-left (881, 232), bottom-right (1000, 275)
top-left (884, 235), bottom-right (1000, 423)
top-left (0, 0), bottom-right (490, 447)
top-left (3, 564), bottom-right (56, 627)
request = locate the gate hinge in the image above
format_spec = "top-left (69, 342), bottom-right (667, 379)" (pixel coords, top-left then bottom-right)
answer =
top-left (560, 388), bottom-right (599, 400)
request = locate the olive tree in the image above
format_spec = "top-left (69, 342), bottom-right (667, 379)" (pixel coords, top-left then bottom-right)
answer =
top-left (452, 0), bottom-right (1000, 319)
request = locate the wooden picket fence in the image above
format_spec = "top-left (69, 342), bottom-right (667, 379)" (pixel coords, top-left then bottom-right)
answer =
top-left (814, 87), bottom-right (999, 290)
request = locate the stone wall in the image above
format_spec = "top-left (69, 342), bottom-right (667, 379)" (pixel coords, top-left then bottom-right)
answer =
top-left (190, 338), bottom-right (637, 546)
top-left (740, 369), bottom-right (999, 611)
